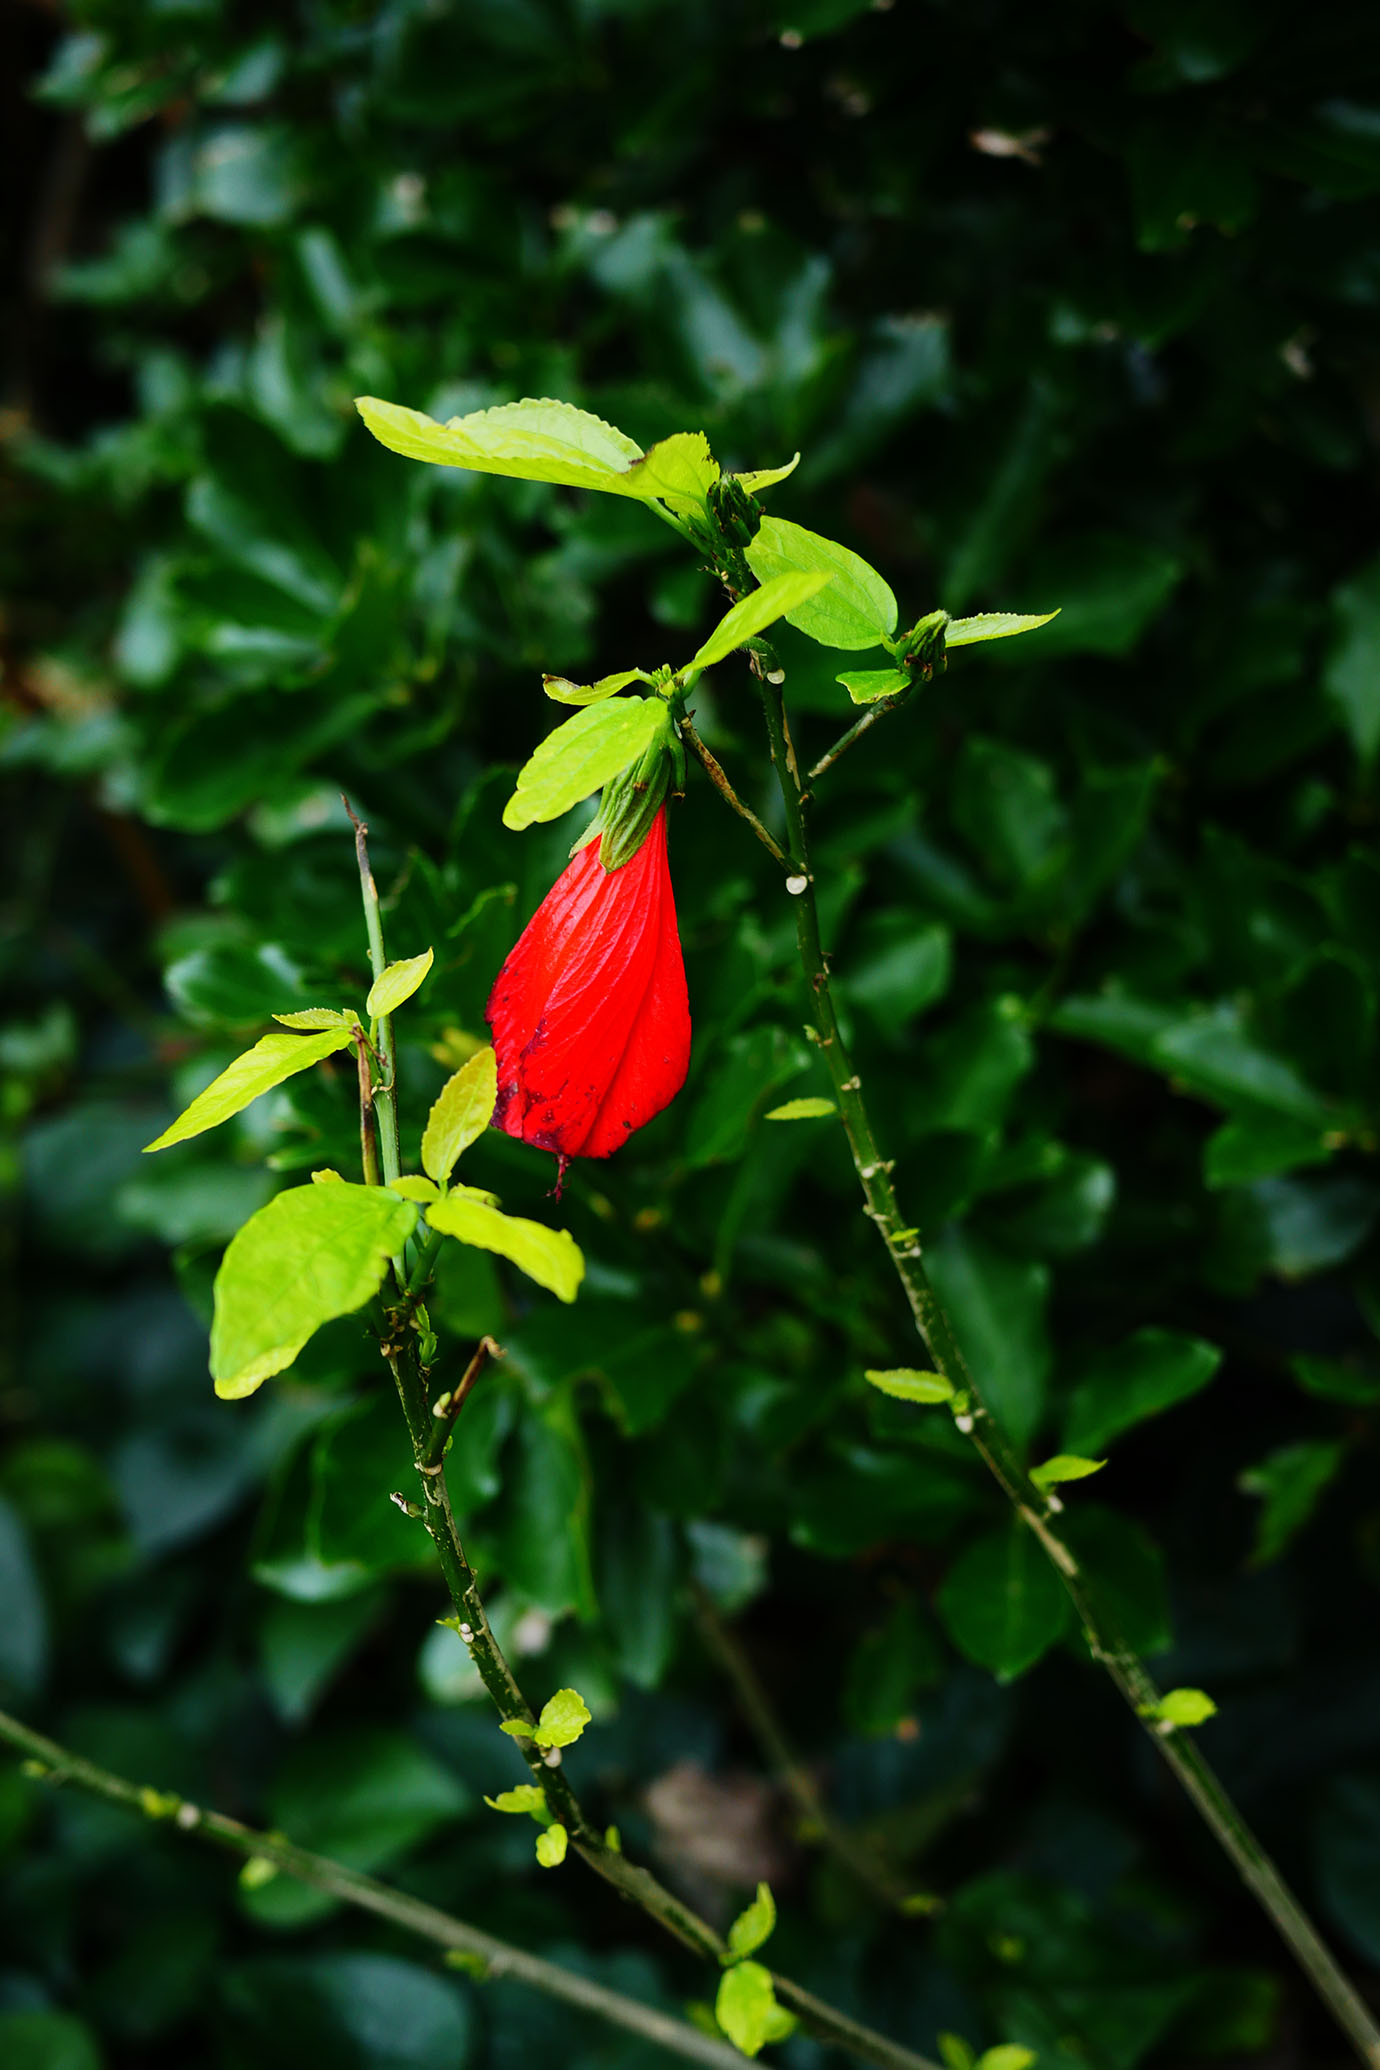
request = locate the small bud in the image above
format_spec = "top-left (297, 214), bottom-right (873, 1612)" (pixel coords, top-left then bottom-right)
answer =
top-left (785, 874), bottom-right (808, 895)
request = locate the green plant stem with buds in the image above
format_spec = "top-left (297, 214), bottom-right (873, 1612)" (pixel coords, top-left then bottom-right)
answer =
top-left (703, 588), bottom-right (1380, 2070)
top-left (0, 1707), bottom-right (747, 2070)
top-left (346, 811), bottom-right (945, 2070)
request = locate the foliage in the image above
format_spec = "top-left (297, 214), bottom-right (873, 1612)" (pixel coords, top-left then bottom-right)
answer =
top-left (6, 2), bottom-right (1380, 2067)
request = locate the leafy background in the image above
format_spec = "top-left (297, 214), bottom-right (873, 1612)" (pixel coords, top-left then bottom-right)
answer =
top-left (5, 1), bottom-right (1380, 2065)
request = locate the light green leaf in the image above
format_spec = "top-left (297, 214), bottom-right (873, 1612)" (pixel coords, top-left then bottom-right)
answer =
top-left (273, 1008), bottom-right (348, 1029)
top-left (836, 668), bottom-right (911, 703)
top-left (366, 947), bottom-right (434, 1019)
top-left (1030, 1453), bottom-right (1106, 1489)
top-left (745, 515), bottom-right (898, 651)
top-left (498, 1718), bottom-right (534, 1739)
top-left (945, 610), bottom-right (1059, 648)
top-left (727, 1882), bottom-right (777, 1960)
top-left (686, 570), bottom-right (830, 673)
top-left (355, 394), bottom-right (645, 496)
top-left (386, 1175), bottom-right (439, 1202)
top-left (1146, 1687), bottom-right (1218, 1729)
top-left (733, 454), bottom-right (800, 495)
top-left (623, 430), bottom-right (720, 513)
top-left (427, 1194), bottom-right (584, 1303)
top-left (535, 1823), bottom-right (569, 1867)
top-left (715, 1962), bottom-right (796, 2057)
top-left (210, 1183), bottom-right (418, 1399)
top-left (311, 1168), bottom-right (344, 1184)
top-left (483, 1785), bottom-right (549, 1820)
top-left (532, 1687), bottom-right (591, 1749)
top-left (502, 698), bottom-right (669, 832)
top-left (422, 1046), bottom-right (498, 1183)
top-left (764, 1097), bottom-right (836, 1121)
top-left (864, 1367), bottom-right (955, 1404)
top-left (938, 2038), bottom-right (976, 2070)
top-left (144, 1027), bottom-right (354, 1152)
top-left (542, 668), bottom-right (649, 706)
top-left (977, 2049), bottom-right (1038, 2070)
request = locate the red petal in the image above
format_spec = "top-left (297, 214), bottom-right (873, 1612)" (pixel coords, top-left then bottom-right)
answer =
top-left (580, 861), bottom-right (689, 1157)
top-left (487, 813), bottom-right (679, 1158)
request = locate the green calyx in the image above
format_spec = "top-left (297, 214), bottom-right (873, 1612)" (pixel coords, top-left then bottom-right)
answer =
top-left (894, 608), bottom-right (950, 673)
top-left (576, 699), bottom-right (683, 872)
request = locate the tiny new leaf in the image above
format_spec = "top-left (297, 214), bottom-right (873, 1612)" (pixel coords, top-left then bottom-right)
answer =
top-left (535, 1823), bottom-right (568, 1867)
top-left (356, 395), bottom-right (645, 496)
top-left (543, 668), bottom-right (649, 706)
top-left (507, 1687), bottom-right (591, 1749)
top-left (978, 2051), bottom-right (1038, 2070)
top-left (864, 1367), bottom-right (955, 1404)
top-left (387, 1176), bottom-right (439, 1202)
top-left (427, 1193), bottom-right (584, 1303)
top-left (503, 698), bottom-right (668, 832)
top-left (727, 1883), bottom-right (777, 1961)
top-left (745, 515), bottom-right (898, 651)
top-left (1030, 1453), bottom-right (1107, 1489)
top-left (422, 1046), bottom-right (499, 1184)
top-left (944, 611), bottom-right (1059, 648)
top-left (764, 1097), bottom-right (836, 1121)
top-left (686, 570), bottom-right (830, 674)
top-left (210, 1183), bottom-right (418, 1399)
top-left (715, 1962), bottom-right (796, 2057)
top-left (836, 668), bottom-right (911, 703)
top-left (1146, 1687), bottom-right (1218, 1729)
top-left (483, 1785), bottom-right (550, 1821)
top-left (366, 948), bottom-right (434, 1019)
top-left (144, 1026), bottom-right (355, 1152)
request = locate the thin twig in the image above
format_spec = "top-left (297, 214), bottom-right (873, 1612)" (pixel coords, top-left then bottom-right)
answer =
top-left (0, 1708), bottom-right (746, 2070)
top-left (679, 718), bottom-right (787, 866)
top-left (808, 684), bottom-right (915, 784)
top-left (422, 1334), bottom-right (502, 1470)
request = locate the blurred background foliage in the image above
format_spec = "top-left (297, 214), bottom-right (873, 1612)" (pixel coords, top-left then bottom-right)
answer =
top-left (5, 0), bottom-right (1380, 2065)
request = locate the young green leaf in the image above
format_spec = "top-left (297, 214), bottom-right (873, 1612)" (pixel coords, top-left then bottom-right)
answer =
top-left (764, 1097), bottom-right (836, 1121)
top-left (210, 1183), bottom-right (418, 1399)
top-left (421, 1045), bottom-right (498, 1184)
top-left (732, 454), bottom-right (800, 494)
top-left (543, 668), bottom-right (649, 706)
top-left (483, 1785), bottom-right (550, 1820)
top-left (427, 1194), bottom-right (584, 1303)
top-left (386, 1175), bottom-right (439, 1202)
top-left (715, 1962), bottom-right (796, 2057)
top-left (623, 430), bottom-right (719, 513)
top-left (502, 698), bottom-right (668, 832)
top-left (355, 394), bottom-right (645, 495)
top-left (745, 515), bottom-right (898, 651)
top-left (273, 1008), bottom-right (348, 1029)
top-left (143, 1026), bottom-right (355, 1153)
top-left (938, 2037), bottom-right (976, 2070)
top-left (726, 1882), bottom-right (777, 1960)
top-left (1030, 1453), bottom-right (1106, 1489)
top-left (977, 2049), bottom-right (1037, 2070)
top-left (366, 947), bottom-right (434, 1019)
top-left (944, 610), bottom-right (1059, 648)
top-left (864, 1367), bottom-right (955, 1404)
top-left (532, 1687), bottom-right (591, 1749)
top-left (1145, 1687), bottom-right (1218, 1729)
top-left (685, 570), bottom-right (830, 673)
top-left (535, 1823), bottom-right (568, 1867)
top-left (836, 668), bottom-right (911, 703)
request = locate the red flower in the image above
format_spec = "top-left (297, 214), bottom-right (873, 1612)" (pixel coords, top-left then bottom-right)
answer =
top-left (487, 806), bottom-right (690, 1163)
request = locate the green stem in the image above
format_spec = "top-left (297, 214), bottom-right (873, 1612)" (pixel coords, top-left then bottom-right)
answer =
top-left (678, 717), bottom-right (786, 865)
top-left (807, 683), bottom-right (915, 783)
top-left (748, 664), bottom-right (1380, 2070)
top-left (0, 1708), bottom-right (747, 2070)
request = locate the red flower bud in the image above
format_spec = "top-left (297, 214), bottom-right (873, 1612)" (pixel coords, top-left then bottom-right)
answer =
top-left (487, 806), bottom-right (690, 1163)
